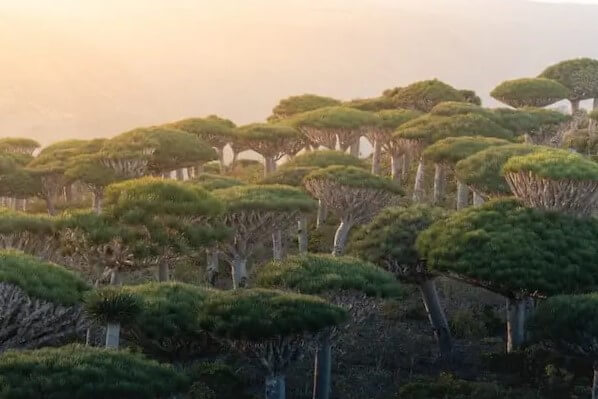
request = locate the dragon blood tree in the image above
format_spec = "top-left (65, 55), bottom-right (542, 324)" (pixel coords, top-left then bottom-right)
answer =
top-left (210, 185), bottom-right (316, 288)
top-left (368, 109), bottom-right (423, 177)
top-left (528, 294), bottom-right (598, 398)
top-left (503, 148), bottom-right (598, 217)
top-left (0, 137), bottom-right (40, 155)
top-left (490, 78), bottom-right (570, 108)
top-left (344, 96), bottom-right (395, 112)
top-left (103, 178), bottom-right (226, 282)
top-left (198, 288), bottom-right (347, 399)
top-left (0, 345), bottom-right (188, 399)
top-left (389, 79), bottom-right (468, 112)
top-left (540, 58), bottom-right (598, 114)
top-left (0, 154), bottom-right (40, 211)
top-left (0, 251), bottom-right (89, 352)
top-left (348, 205), bottom-right (454, 358)
top-left (169, 115), bottom-right (236, 175)
top-left (417, 198), bottom-right (598, 352)
top-left (268, 94), bottom-right (341, 122)
top-left (455, 144), bottom-right (540, 203)
top-left (189, 173), bottom-right (245, 191)
top-left (236, 123), bottom-right (302, 176)
top-left (423, 136), bottom-right (510, 208)
top-left (395, 113), bottom-right (514, 202)
top-left (256, 254), bottom-right (403, 399)
top-left (304, 166), bottom-right (403, 256)
top-left (288, 106), bottom-right (379, 155)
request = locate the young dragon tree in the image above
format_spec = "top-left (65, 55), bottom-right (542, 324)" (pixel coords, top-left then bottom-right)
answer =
top-left (235, 123), bottom-right (302, 176)
top-left (348, 205), bottom-right (454, 359)
top-left (422, 136), bottom-right (510, 208)
top-left (198, 288), bottom-right (347, 399)
top-left (256, 254), bottom-right (403, 399)
top-left (169, 115), bottom-right (237, 174)
top-left (490, 77), bottom-right (570, 109)
top-left (0, 250), bottom-right (89, 352)
top-left (303, 166), bottom-right (403, 256)
top-left (417, 198), bottom-right (598, 352)
top-left (210, 185), bottom-right (316, 288)
top-left (503, 148), bottom-right (598, 217)
top-left (528, 294), bottom-right (598, 399)
top-left (395, 113), bottom-right (514, 202)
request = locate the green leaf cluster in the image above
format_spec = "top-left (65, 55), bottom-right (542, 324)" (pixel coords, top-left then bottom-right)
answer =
top-left (423, 136), bottom-right (511, 165)
top-left (503, 149), bottom-right (598, 181)
top-left (260, 167), bottom-right (315, 187)
top-left (430, 101), bottom-right (493, 118)
top-left (85, 287), bottom-right (142, 324)
top-left (344, 96), bottom-right (395, 112)
top-left (269, 94), bottom-right (341, 121)
top-left (236, 123), bottom-right (300, 142)
top-left (0, 137), bottom-right (40, 154)
top-left (213, 184), bottom-right (317, 213)
top-left (256, 254), bottom-right (404, 298)
top-left (590, 109), bottom-right (598, 122)
top-left (390, 79), bottom-right (466, 112)
top-left (376, 109), bottom-right (423, 129)
top-left (189, 173), bottom-right (245, 191)
top-left (27, 139), bottom-right (106, 175)
top-left (169, 116), bottom-right (236, 144)
top-left (540, 58), bottom-right (598, 101)
top-left (0, 210), bottom-right (55, 235)
top-left (282, 150), bottom-right (366, 169)
top-left (0, 344), bottom-right (188, 399)
top-left (490, 78), bottom-right (569, 108)
top-left (416, 198), bottom-right (598, 297)
top-left (288, 106), bottom-right (380, 130)
top-left (304, 165), bottom-right (403, 194)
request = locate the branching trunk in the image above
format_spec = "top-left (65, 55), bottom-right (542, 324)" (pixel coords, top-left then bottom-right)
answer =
top-left (265, 375), bottom-right (286, 399)
top-left (390, 153), bottom-right (403, 182)
top-left (158, 263), bottom-right (169, 282)
top-left (297, 216), bottom-right (308, 254)
top-left (45, 197), bottom-right (56, 216)
top-left (206, 250), bottom-right (219, 286)
top-left (272, 230), bottom-right (283, 261)
top-left (217, 147), bottom-right (226, 173)
top-left (316, 200), bottom-right (328, 229)
top-left (264, 156), bottom-right (276, 176)
top-left (312, 334), bottom-right (332, 399)
top-left (473, 192), bottom-right (485, 207)
top-left (371, 140), bottom-right (382, 175)
top-left (176, 168), bottom-right (185, 181)
top-left (506, 298), bottom-right (527, 353)
top-left (332, 218), bottom-right (353, 256)
top-left (231, 256), bottom-right (248, 289)
top-left (412, 158), bottom-right (426, 203)
top-left (105, 322), bottom-right (120, 349)
top-left (419, 279), bottom-right (453, 359)
top-left (92, 191), bottom-right (103, 215)
top-left (432, 163), bottom-right (445, 205)
top-left (456, 180), bottom-right (469, 210)
top-left (64, 184), bottom-right (73, 203)
top-left (349, 138), bottom-right (360, 157)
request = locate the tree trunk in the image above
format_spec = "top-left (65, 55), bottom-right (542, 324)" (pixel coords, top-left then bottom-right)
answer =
top-left (456, 180), bottom-right (469, 210)
top-left (316, 199), bottom-right (328, 228)
top-left (371, 139), bottom-right (382, 175)
top-left (402, 152), bottom-right (410, 181)
top-left (590, 99), bottom-right (598, 136)
top-left (391, 153), bottom-right (402, 182)
top-left (506, 298), bottom-right (526, 353)
top-left (419, 279), bottom-right (453, 359)
top-left (187, 166), bottom-right (195, 179)
top-left (298, 216), bottom-right (308, 254)
top-left (592, 363), bottom-right (598, 399)
top-left (272, 230), bottom-right (283, 260)
top-left (92, 192), bottom-right (103, 215)
top-left (158, 263), bottom-right (169, 282)
top-left (231, 256), bottom-right (248, 289)
top-left (110, 269), bottom-right (121, 286)
top-left (412, 158), bottom-right (426, 203)
top-left (217, 147), bottom-right (226, 174)
top-left (349, 138), bottom-right (360, 157)
top-left (45, 197), bottom-right (56, 216)
top-left (264, 156), bottom-right (276, 176)
top-left (473, 192), bottom-right (485, 207)
top-left (571, 99), bottom-right (580, 115)
top-left (105, 322), bottom-right (120, 349)
top-left (64, 184), bottom-right (73, 203)
top-left (194, 163), bottom-right (204, 177)
top-left (312, 334), bottom-right (332, 399)
top-left (332, 218), bottom-right (353, 256)
top-left (231, 149), bottom-right (239, 168)
top-left (206, 250), bottom-right (219, 286)
top-left (265, 375), bottom-right (286, 399)
top-left (176, 168), bottom-right (185, 181)
top-left (432, 163), bottom-right (445, 205)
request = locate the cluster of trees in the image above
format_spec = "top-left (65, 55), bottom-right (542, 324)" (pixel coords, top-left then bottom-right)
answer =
top-left (1, 57), bottom-right (598, 398)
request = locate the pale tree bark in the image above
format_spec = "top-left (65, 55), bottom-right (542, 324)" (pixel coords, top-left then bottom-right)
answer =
top-left (371, 139), bottom-right (382, 175)
top-left (110, 269), bottom-right (121, 286)
top-left (206, 250), bottom-right (219, 286)
top-left (272, 230), bottom-right (283, 261)
top-left (231, 256), bottom-right (248, 289)
top-left (158, 263), bottom-right (169, 282)
top-left (506, 298), bottom-right (527, 353)
top-left (456, 180), bottom-right (469, 210)
top-left (402, 153), bottom-right (410, 181)
top-left (264, 156), bottom-right (277, 176)
top-left (194, 163), bottom-right (204, 177)
top-left (390, 153), bottom-right (403, 182)
top-left (217, 147), bottom-right (226, 173)
top-left (105, 323), bottom-right (120, 349)
top-left (297, 216), bottom-right (308, 254)
top-left (265, 375), bottom-right (286, 399)
top-left (92, 192), bottom-right (103, 215)
top-left (412, 158), bottom-right (426, 203)
top-left (332, 218), bottom-right (353, 256)
top-left (432, 163), bottom-right (446, 205)
top-left (349, 138), bottom-right (360, 157)
top-left (45, 197), bottom-right (56, 216)
top-left (419, 279), bottom-right (452, 359)
top-left (571, 99), bottom-right (580, 115)
top-left (176, 168), bottom-right (185, 181)
top-left (64, 184), bottom-right (73, 203)
top-left (312, 333), bottom-right (332, 399)
top-left (187, 166), bottom-right (195, 179)
top-left (316, 200), bottom-right (328, 229)
top-left (473, 192), bottom-right (485, 207)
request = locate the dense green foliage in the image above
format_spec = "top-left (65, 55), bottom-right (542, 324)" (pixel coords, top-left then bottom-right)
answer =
top-left (376, 109), bottom-right (423, 129)
top-left (390, 79), bottom-right (466, 112)
top-left (455, 144), bottom-right (539, 195)
top-left (349, 206), bottom-right (448, 281)
top-left (269, 94), bottom-right (341, 120)
top-left (256, 254), bottom-right (404, 298)
top-left (281, 150), bottom-right (366, 169)
top-left (504, 149), bottom-right (598, 180)
top-left (85, 287), bottom-right (142, 324)
top-left (430, 101), bottom-right (492, 118)
top-left (417, 198), bottom-right (598, 297)
top-left (189, 173), bottom-right (245, 191)
top-left (423, 136), bottom-right (511, 165)
top-left (288, 106), bottom-right (379, 129)
top-left (590, 108), bottom-right (598, 122)
top-left (344, 96), bottom-right (395, 111)
top-left (27, 139), bottom-right (105, 174)
top-left (0, 250), bottom-right (88, 305)
top-left (304, 165), bottom-right (403, 193)
top-left (0, 210), bottom-right (55, 235)
top-left (198, 288), bottom-right (347, 341)
top-left (65, 155), bottom-right (120, 189)
top-left (0, 138), bottom-right (41, 154)
top-left (539, 58), bottom-right (598, 101)
top-left (236, 123), bottom-right (300, 142)
top-left (260, 166), bottom-right (315, 187)
top-left (0, 345), bottom-right (188, 399)
top-left (169, 116), bottom-right (236, 145)
top-left (212, 184), bottom-right (317, 212)
top-left (490, 78), bottom-right (569, 108)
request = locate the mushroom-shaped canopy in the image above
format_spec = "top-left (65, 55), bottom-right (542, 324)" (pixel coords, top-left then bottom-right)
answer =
top-left (539, 58), bottom-right (598, 102)
top-left (168, 115), bottom-right (236, 147)
top-left (344, 96), bottom-right (395, 112)
top-left (390, 79), bottom-right (466, 112)
top-left (490, 78), bottom-right (569, 108)
top-left (188, 173), bottom-right (245, 191)
top-left (281, 150), bottom-right (366, 170)
top-left (423, 136), bottom-right (511, 167)
top-left (0, 138), bottom-right (41, 155)
top-left (269, 94), bottom-right (341, 121)
top-left (213, 184), bottom-right (317, 213)
top-left (304, 165), bottom-right (403, 194)
top-left (260, 167), bottom-right (316, 187)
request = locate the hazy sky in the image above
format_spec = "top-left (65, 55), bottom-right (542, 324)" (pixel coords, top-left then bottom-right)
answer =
top-left (1, 0), bottom-right (598, 145)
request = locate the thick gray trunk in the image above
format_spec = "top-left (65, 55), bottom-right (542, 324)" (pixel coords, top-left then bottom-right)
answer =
top-left (206, 250), bottom-right (219, 286)
top-left (371, 139), bottom-right (382, 175)
top-left (194, 163), bottom-right (204, 177)
top-left (593, 364), bottom-right (598, 399)
top-left (316, 199), bottom-right (328, 228)
top-left (187, 166), bottom-right (195, 179)
top-left (506, 298), bottom-right (526, 353)
top-left (571, 99), bottom-right (580, 115)
top-left (473, 192), bottom-right (485, 207)
top-left (176, 168), bottom-right (185, 181)
top-left (432, 163), bottom-right (445, 205)
top-left (265, 375), bottom-right (286, 399)
top-left (456, 180), bottom-right (469, 210)
top-left (412, 158), bottom-right (426, 203)
top-left (312, 335), bottom-right (332, 399)
top-left (64, 184), bottom-right (73, 203)
top-left (158, 263), bottom-right (169, 282)
top-left (217, 148), bottom-right (226, 173)
top-left (272, 230), bottom-right (283, 261)
top-left (105, 322), bottom-right (120, 349)
top-left (110, 269), bottom-right (121, 286)
top-left (332, 218), bottom-right (353, 256)
top-left (390, 153), bottom-right (402, 182)
top-left (402, 152), bottom-right (410, 180)
top-left (92, 192), bottom-right (103, 215)
top-left (45, 197), bottom-right (56, 216)
top-left (231, 256), bottom-right (248, 289)
top-left (298, 216), bottom-right (308, 254)
top-left (419, 279), bottom-right (453, 358)
top-left (349, 138), bottom-right (360, 157)
top-left (264, 156), bottom-right (276, 176)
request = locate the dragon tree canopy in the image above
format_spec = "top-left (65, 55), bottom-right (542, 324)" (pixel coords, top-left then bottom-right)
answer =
top-left (490, 78), bottom-right (570, 108)
top-left (268, 94), bottom-right (342, 122)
